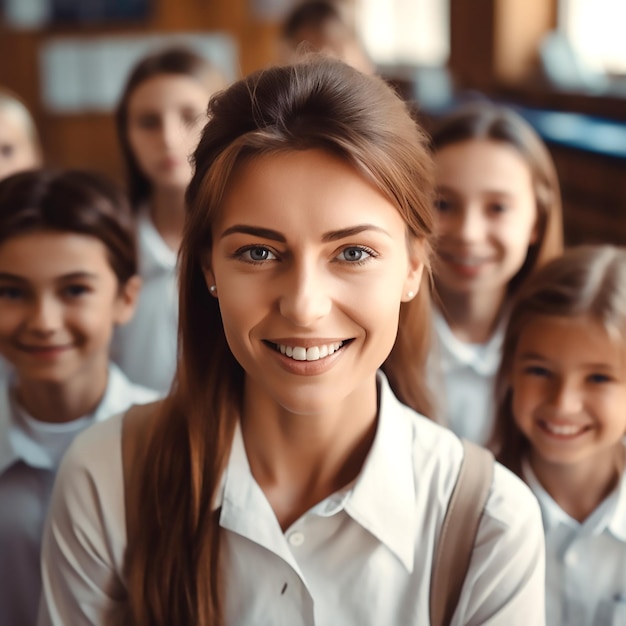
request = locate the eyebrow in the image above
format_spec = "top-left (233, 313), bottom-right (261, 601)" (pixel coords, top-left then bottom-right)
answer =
top-left (0, 271), bottom-right (100, 282)
top-left (519, 351), bottom-right (614, 370)
top-left (436, 185), bottom-right (514, 199)
top-left (220, 224), bottom-right (392, 242)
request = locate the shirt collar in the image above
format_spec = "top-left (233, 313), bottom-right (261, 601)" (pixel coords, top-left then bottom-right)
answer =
top-left (217, 372), bottom-right (418, 573)
top-left (137, 210), bottom-right (178, 278)
top-left (0, 364), bottom-right (139, 475)
top-left (523, 451), bottom-right (626, 542)
top-left (433, 308), bottom-right (506, 376)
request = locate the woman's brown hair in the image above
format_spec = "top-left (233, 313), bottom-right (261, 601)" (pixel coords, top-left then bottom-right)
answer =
top-left (430, 102), bottom-right (564, 293)
top-left (0, 168), bottom-right (136, 285)
top-left (491, 245), bottom-right (626, 475)
top-left (124, 57), bottom-right (436, 625)
top-left (115, 46), bottom-right (226, 210)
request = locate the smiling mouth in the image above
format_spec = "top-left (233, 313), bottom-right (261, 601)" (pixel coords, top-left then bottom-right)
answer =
top-left (538, 420), bottom-right (591, 437)
top-left (440, 251), bottom-right (492, 266)
top-left (265, 340), bottom-right (352, 361)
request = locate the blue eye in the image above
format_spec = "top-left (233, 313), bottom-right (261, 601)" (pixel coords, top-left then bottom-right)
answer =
top-left (339, 247), bottom-right (371, 263)
top-left (237, 246), bottom-right (277, 263)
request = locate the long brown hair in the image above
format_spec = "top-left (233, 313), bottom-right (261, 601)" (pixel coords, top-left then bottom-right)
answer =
top-left (430, 102), bottom-right (564, 293)
top-left (124, 57), bottom-right (436, 625)
top-left (491, 245), bottom-right (626, 475)
top-left (115, 46), bottom-right (226, 210)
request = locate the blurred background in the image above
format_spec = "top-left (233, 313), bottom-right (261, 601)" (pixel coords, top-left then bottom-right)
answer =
top-left (1, 0), bottom-right (625, 246)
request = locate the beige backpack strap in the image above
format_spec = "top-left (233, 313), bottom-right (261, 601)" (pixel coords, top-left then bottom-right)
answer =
top-left (429, 439), bottom-right (494, 626)
top-left (121, 401), bottom-right (161, 547)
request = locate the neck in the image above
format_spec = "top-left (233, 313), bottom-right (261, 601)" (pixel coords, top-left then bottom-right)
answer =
top-left (149, 187), bottom-right (186, 252)
top-left (436, 284), bottom-right (507, 343)
top-left (241, 375), bottom-right (379, 530)
top-left (530, 446), bottom-right (625, 523)
top-left (15, 361), bottom-right (109, 424)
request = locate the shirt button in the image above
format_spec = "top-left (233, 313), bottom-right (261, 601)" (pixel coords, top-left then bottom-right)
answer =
top-left (288, 531), bottom-right (305, 547)
top-left (564, 550), bottom-right (578, 566)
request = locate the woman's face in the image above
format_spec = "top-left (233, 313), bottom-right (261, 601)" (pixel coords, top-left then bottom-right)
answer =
top-left (126, 74), bottom-right (210, 193)
top-left (205, 149), bottom-right (423, 416)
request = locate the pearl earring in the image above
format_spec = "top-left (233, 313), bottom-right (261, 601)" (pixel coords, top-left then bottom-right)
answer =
top-left (209, 285), bottom-right (217, 295)
top-left (407, 291), bottom-right (415, 299)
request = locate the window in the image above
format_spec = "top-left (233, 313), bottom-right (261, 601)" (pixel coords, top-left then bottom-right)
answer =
top-left (560, 0), bottom-right (626, 73)
top-left (355, 0), bottom-right (449, 66)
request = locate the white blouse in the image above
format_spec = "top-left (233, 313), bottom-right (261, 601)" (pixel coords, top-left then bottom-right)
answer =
top-left (429, 309), bottom-right (506, 446)
top-left (39, 374), bottom-right (545, 626)
top-left (524, 456), bottom-right (626, 626)
top-left (111, 211), bottom-right (178, 393)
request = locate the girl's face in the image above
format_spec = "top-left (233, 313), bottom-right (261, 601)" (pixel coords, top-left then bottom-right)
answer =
top-left (205, 149), bottom-right (423, 416)
top-left (126, 74), bottom-right (209, 193)
top-left (0, 231), bottom-right (138, 386)
top-left (511, 314), bottom-right (626, 471)
top-left (434, 139), bottom-right (537, 298)
top-left (0, 108), bottom-right (40, 181)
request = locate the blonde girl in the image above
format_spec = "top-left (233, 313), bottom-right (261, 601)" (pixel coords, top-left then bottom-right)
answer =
top-left (112, 46), bottom-right (227, 392)
top-left (0, 169), bottom-right (159, 626)
top-left (40, 58), bottom-right (544, 626)
top-left (492, 245), bottom-right (626, 626)
top-left (0, 87), bottom-right (42, 182)
top-left (429, 102), bottom-right (563, 445)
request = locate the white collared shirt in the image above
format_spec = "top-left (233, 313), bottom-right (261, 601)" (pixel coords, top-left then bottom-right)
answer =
top-left (111, 211), bottom-right (179, 393)
top-left (39, 373), bottom-right (545, 626)
top-left (429, 309), bottom-right (505, 445)
top-left (523, 456), bottom-right (626, 626)
top-left (0, 364), bottom-right (159, 626)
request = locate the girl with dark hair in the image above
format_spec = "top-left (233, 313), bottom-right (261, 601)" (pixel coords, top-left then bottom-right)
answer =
top-left (0, 169), bottom-right (159, 626)
top-left (492, 245), bottom-right (626, 626)
top-left (112, 46), bottom-right (227, 392)
top-left (429, 102), bottom-right (564, 445)
top-left (41, 59), bottom-right (544, 626)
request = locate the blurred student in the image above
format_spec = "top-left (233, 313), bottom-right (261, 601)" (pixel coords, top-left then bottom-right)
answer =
top-left (112, 46), bottom-right (227, 392)
top-left (0, 169), bottom-right (159, 626)
top-left (493, 245), bottom-right (626, 626)
top-left (0, 88), bottom-right (42, 181)
top-left (279, 0), bottom-right (374, 74)
top-left (429, 103), bottom-right (563, 445)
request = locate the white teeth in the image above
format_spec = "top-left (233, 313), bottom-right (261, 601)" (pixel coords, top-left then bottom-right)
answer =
top-left (543, 422), bottom-right (585, 436)
top-left (277, 341), bottom-right (344, 362)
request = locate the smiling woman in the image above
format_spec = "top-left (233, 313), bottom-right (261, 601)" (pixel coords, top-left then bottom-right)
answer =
top-left (39, 58), bottom-right (546, 626)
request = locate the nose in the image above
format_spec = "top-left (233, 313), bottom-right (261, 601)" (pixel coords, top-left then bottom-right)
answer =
top-left (160, 114), bottom-right (183, 150)
top-left (451, 205), bottom-right (486, 244)
top-left (25, 295), bottom-right (62, 336)
top-left (549, 379), bottom-right (583, 415)
top-left (278, 260), bottom-right (332, 327)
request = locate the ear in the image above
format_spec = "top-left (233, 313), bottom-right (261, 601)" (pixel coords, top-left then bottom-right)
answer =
top-left (113, 275), bottom-right (142, 326)
top-left (401, 238), bottom-right (425, 302)
top-left (200, 251), bottom-right (218, 297)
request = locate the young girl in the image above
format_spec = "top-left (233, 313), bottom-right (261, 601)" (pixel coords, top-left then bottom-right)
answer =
top-left (0, 169), bottom-right (159, 626)
top-left (429, 102), bottom-right (564, 445)
top-left (112, 46), bottom-right (227, 392)
top-left (40, 58), bottom-right (545, 626)
top-left (0, 87), bottom-right (42, 182)
top-left (493, 245), bottom-right (626, 626)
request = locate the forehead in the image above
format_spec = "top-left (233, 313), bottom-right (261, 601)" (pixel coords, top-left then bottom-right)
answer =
top-left (127, 74), bottom-right (210, 111)
top-left (213, 149), bottom-right (406, 238)
top-left (0, 109), bottom-right (31, 142)
top-left (516, 314), bottom-right (624, 364)
top-left (0, 231), bottom-right (112, 276)
top-left (435, 139), bottom-right (532, 193)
